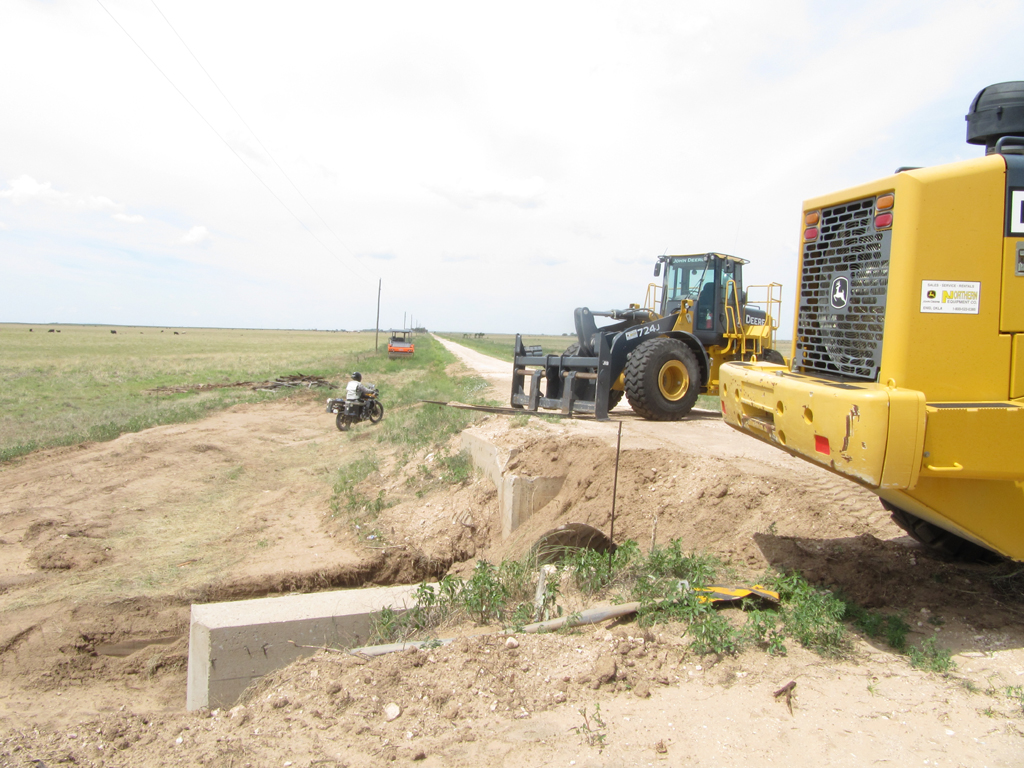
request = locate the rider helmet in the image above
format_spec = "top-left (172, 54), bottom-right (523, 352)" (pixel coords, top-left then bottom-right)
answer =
top-left (351, 372), bottom-right (362, 381)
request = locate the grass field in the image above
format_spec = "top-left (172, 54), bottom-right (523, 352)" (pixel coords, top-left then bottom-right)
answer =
top-left (436, 332), bottom-right (573, 361)
top-left (0, 324), bottom-right (464, 462)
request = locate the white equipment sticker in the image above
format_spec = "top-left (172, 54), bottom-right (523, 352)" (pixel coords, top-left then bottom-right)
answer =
top-left (920, 280), bottom-right (981, 314)
top-left (1011, 189), bottom-right (1024, 235)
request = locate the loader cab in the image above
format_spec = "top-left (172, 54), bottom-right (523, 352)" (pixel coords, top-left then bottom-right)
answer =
top-left (656, 253), bottom-right (747, 347)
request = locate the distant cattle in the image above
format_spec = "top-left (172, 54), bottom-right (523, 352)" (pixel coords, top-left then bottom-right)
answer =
top-left (48, 329), bottom-right (54, 333)
top-left (111, 330), bottom-right (117, 334)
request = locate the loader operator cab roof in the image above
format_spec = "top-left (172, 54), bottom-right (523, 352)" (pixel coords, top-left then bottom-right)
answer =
top-left (654, 253), bottom-right (748, 338)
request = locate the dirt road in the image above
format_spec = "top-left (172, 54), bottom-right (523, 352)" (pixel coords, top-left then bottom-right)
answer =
top-left (1, 340), bottom-right (1023, 767)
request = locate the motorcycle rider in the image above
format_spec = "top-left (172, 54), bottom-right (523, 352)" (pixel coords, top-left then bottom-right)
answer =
top-left (346, 372), bottom-right (372, 414)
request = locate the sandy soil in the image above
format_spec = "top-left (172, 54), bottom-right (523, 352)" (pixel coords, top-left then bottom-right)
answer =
top-left (1, 341), bottom-right (1023, 767)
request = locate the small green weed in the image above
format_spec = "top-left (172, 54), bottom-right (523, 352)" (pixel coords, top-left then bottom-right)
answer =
top-left (907, 636), bottom-right (956, 673)
top-left (572, 703), bottom-right (608, 749)
top-left (771, 572), bottom-right (849, 657)
top-left (1005, 685), bottom-right (1024, 713)
top-left (742, 607), bottom-right (787, 656)
top-left (368, 557), bottom-right (539, 643)
top-left (843, 602), bottom-right (910, 651)
top-left (566, 540), bottom-right (638, 595)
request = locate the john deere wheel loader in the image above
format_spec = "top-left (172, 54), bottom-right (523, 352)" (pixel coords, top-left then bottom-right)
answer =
top-left (511, 253), bottom-right (782, 420)
top-left (720, 81), bottom-right (1024, 561)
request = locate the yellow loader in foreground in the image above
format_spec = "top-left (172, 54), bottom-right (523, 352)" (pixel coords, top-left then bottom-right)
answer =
top-left (720, 81), bottom-right (1024, 561)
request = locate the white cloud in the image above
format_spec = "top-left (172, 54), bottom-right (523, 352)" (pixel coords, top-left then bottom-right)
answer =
top-left (0, 221), bottom-right (7, 230)
top-left (0, 175), bottom-right (68, 205)
top-left (112, 212), bottom-right (145, 223)
top-left (431, 176), bottom-right (546, 210)
top-left (85, 195), bottom-right (120, 211)
top-left (181, 225), bottom-right (210, 245)
top-left (0, 176), bottom-right (144, 223)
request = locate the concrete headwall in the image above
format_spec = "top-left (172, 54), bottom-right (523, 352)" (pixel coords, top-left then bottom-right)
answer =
top-left (461, 429), bottom-right (565, 539)
top-left (187, 584), bottom-right (422, 710)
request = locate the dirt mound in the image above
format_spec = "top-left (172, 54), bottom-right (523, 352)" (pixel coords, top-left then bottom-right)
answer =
top-left (5, 623), bottom-right (1024, 767)
top-left (456, 417), bottom-right (891, 578)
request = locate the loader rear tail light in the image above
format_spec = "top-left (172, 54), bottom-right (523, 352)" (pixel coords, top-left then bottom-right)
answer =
top-left (804, 226), bottom-right (819, 241)
top-left (814, 435), bottom-right (830, 455)
top-left (876, 194), bottom-right (894, 210)
top-left (874, 212), bottom-right (893, 229)
top-left (804, 211), bottom-right (820, 225)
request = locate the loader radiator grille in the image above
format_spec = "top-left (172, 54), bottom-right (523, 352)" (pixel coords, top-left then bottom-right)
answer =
top-left (793, 196), bottom-right (890, 381)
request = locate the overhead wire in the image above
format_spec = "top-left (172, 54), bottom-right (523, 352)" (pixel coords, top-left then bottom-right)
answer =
top-left (147, 0), bottom-right (375, 282)
top-left (93, 0), bottom-right (373, 283)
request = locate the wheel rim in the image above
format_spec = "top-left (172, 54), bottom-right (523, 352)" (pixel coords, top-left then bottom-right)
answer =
top-left (658, 360), bottom-right (689, 401)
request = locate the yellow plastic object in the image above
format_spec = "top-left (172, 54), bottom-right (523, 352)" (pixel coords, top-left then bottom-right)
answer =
top-left (694, 584), bottom-right (780, 604)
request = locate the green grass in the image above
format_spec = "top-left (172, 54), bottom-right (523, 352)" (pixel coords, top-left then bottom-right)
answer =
top-left (0, 323), bottom-right (390, 462)
top-left (436, 332), bottom-right (573, 361)
top-left (326, 336), bottom-right (492, 537)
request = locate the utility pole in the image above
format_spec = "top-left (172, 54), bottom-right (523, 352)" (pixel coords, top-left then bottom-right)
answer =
top-left (374, 278), bottom-right (381, 351)
top-left (404, 311), bottom-right (407, 331)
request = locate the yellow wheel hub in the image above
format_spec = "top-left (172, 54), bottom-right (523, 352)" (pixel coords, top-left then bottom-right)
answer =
top-left (658, 360), bottom-right (689, 401)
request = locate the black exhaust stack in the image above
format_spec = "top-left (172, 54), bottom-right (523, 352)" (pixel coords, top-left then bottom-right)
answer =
top-left (966, 81), bottom-right (1024, 154)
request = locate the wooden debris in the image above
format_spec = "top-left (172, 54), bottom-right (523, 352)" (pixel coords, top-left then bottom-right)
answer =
top-left (146, 374), bottom-right (336, 394)
top-left (774, 680), bottom-right (796, 715)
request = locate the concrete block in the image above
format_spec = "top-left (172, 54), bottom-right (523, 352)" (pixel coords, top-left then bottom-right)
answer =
top-left (462, 429), bottom-right (564, 539)
top-left (187, 584), bottom-right (421, 711)
top-left (501, 474), bottom-right (565, 539)
top-left (460, 429), bottom-right (512, 487)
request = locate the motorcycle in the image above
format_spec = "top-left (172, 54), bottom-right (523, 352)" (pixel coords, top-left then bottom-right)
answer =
top-left (326, 384), bottom-right (384, 432)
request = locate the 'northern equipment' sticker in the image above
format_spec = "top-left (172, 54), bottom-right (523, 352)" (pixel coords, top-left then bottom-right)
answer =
top-left (920, 280), bottom-right (981, 314)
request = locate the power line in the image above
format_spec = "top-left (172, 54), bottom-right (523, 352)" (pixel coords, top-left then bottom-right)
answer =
top-left (147, 0), bottom-right (374, 281)
top-left (93, 0), bottom-right (372, 283)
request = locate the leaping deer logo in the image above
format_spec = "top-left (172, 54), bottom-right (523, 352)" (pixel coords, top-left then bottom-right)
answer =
top-left (830, 276), bottom-right (849, 309)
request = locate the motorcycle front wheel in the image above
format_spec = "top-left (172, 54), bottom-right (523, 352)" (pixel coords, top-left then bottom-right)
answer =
top-left (335, 413), bottom-right (350, 432)
top-left (368, 401), bottom-right (384, 424)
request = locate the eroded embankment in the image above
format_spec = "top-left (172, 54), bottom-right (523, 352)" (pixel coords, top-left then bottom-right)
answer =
top-left (3, 409), bottom-right (1023, 736)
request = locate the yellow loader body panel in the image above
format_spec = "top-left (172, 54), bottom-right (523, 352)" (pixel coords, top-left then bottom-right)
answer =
top-left (721, 148), bottom-right (1024, 561)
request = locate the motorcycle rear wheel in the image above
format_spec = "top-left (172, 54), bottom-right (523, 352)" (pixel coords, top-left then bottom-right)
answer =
top-left (335, 413), bottom-right (350, 432)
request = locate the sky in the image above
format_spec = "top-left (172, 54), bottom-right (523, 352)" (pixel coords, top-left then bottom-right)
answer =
top-left (1, 0), bottom-right (1023, 334)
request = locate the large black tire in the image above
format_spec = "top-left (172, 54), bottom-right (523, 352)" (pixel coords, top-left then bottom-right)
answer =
top-left (884, 501), bottom-right (993, 560)
top-left (335, 412), bottom-right (350, 432)
top-left (760, 348), bottom-right (786, 365)
top-left (367, 400), bottom-right (384, 424)
top-left (563, 343), bottom-right (624, 411)
top-left (624, 337), bottom-right (701, 421)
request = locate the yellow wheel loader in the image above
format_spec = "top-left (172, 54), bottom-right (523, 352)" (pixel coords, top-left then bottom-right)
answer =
top-left (511, 253), bottom-right (782, 420)
top-left (720, 81), bottom-right (1024, 561)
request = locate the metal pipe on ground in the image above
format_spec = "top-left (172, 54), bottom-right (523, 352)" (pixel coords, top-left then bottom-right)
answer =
top-left (347, 601), bottom-right (641, 658)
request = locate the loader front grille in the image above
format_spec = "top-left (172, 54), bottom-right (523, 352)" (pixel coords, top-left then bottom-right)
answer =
top-left (793, 196), bottom-right (890, 381)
